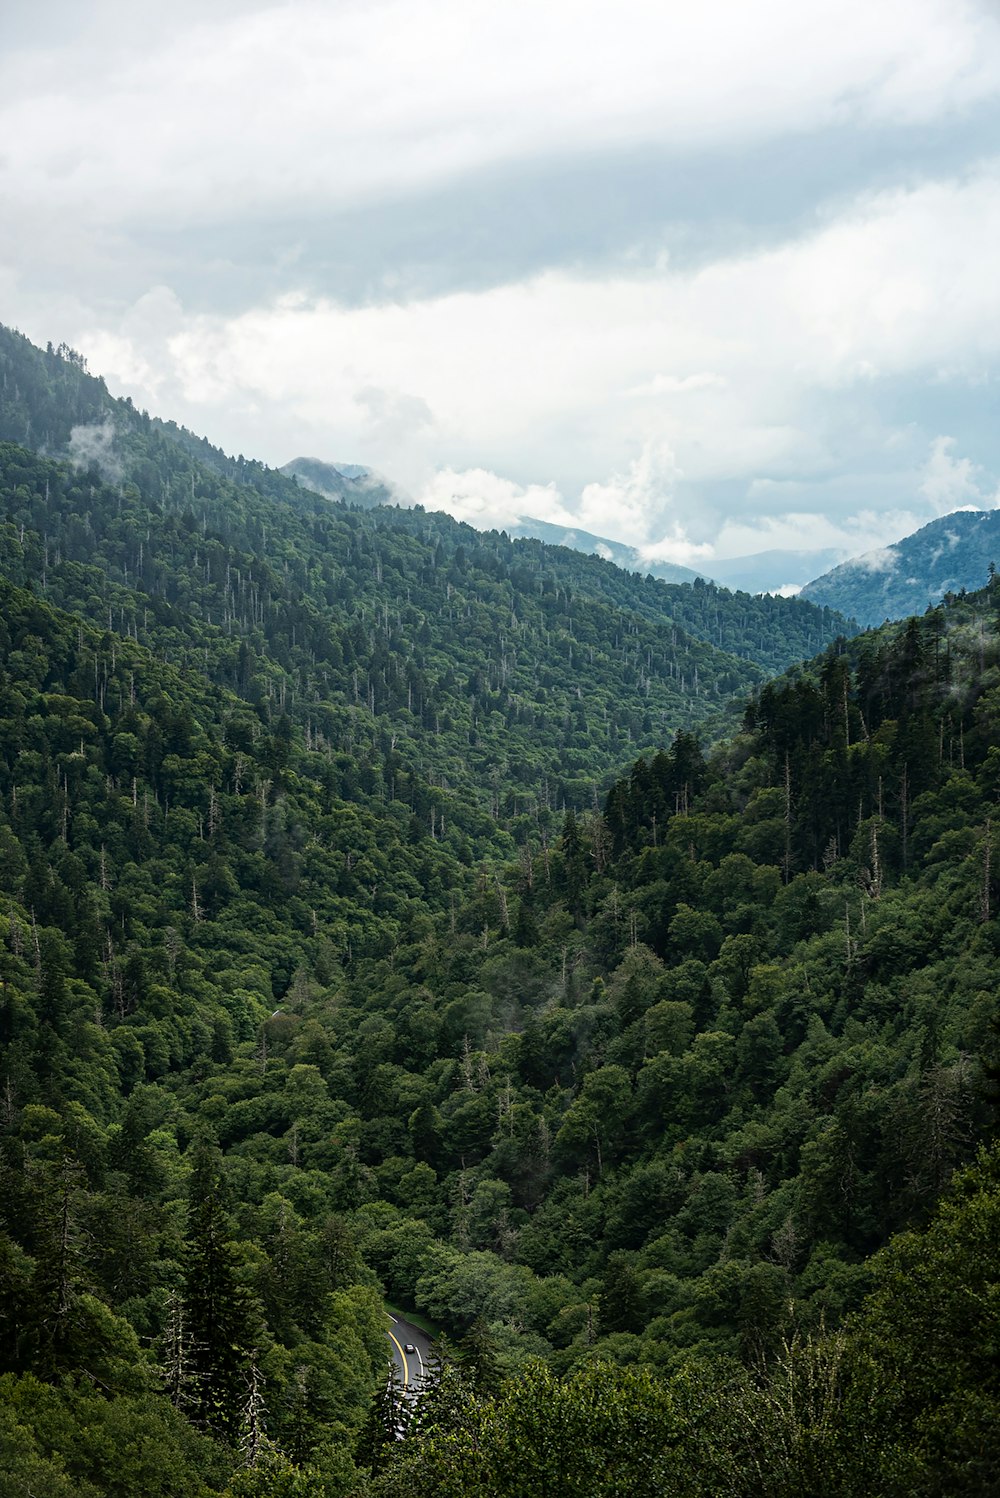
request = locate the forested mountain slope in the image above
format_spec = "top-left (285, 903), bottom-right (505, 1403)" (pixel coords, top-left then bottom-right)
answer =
top-left (0, 577), bottom-right (400, 1493)
top-left (0, 572), bottom-right (997, 1491)
top-left (0, 436), bottom-right (762, 845)
top-left (0, 326), bottom-right (852, 703)
top-left (334, 586), bottom-right (1000, 1353)
top-left (801, 507), bottom-right (1000, 626)
top-left (280, 456), bottom-right (402, 510)
top-left (366, 585), bottom-right (1000, 1493)
top-left (0, 328), bottom-right (997, 1494)
top-left (507, 514), bottom-right (708, 585)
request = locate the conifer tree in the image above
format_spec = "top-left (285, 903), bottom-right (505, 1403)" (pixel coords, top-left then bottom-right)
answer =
top-left (183, 1138), bottom-right (256, 1440)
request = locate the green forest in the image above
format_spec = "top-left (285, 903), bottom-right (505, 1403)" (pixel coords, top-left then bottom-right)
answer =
top-left (0, 328), bottom-right (997, 1496)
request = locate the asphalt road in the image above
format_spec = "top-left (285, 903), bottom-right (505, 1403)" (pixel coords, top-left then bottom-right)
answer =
top-left (387, 1312), bottom-right (433, 1393)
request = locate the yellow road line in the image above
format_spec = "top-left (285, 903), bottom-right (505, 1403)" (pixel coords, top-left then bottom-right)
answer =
top-left (387, 1326), bottom-right (409, 1386)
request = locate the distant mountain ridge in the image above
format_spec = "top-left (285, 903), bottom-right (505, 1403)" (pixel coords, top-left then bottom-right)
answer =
top-left (801, 509), bottom-right (1000, 625)
top-left (705, 546), bottom-right (845, 594)
top-left (280, 454), bottom-right (404, 509)
top-left (508, 520), bottom-right (845, 595)
top-left (507, 516), bottom-right (708, 586)
top-left (278, 464), bottom-right (846, 596)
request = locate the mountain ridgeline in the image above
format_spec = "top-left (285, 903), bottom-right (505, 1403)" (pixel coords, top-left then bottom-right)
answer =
top-left (801, 507), bottom-right (1000, 626)
top-left (280, 456), bottom-right (403, 510)
top-left (507, 515), bottom-right (709, 586)
top-left (0, 326), bottom-right (856, 796)
top-left (0, 328), bottom-right (997, 1495)
top-left (508, 517), bottom-right (845, 596)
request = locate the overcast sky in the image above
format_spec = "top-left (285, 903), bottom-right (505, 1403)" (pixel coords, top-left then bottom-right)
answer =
top-left (4, 0), bottom-right (1000, 580)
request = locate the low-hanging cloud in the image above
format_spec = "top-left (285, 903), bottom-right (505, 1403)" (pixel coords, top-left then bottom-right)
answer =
top-left (416, 466), bottom-right (573, 533)
top-left (78, 168), bottom-right (1000, 489)
top-left (414, 442), bottom-right (718, 565)
top-left (851, 546), bottom-right (901, 575)
top-left (576, 443), bottom-right (683, 548)
top-left (67, 417), bottom-right (122, 484)
top-left (919, 435), bottom-right (1000, 515)
top-left (17, 145), bottom-right (989, 589)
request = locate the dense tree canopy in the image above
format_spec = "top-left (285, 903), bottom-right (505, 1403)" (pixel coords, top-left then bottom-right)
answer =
top-left (0, 328), bottom-right (996, 1493)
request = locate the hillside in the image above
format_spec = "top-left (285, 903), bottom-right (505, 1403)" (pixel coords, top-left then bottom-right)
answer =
top-left (508, 516), bottom-right (708, 586)
top-left (0, 329), bottom-right (997, 1494)
top-left (1, 564), bottom-right (998, 1493)
top-left (705, 544), bottom-right (844, 594)
top-left (280, 456), bottom-right (403, 510)
top-left (0, 436), bottom-right (759, 837)
top-left (511, 519), bottom-right (846, 596)
top-left (801, 508), bottom-right (1000, 625)
top-left (0, 326), bottom-right (856, 814)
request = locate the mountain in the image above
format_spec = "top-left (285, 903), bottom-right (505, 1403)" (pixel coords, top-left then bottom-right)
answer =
top-left (0, 326), bottom-right (773, 827)
top-left (280, 454), bottom-right (405, 509)
top-left (371, 582), bottom-right (1000, 1491)
top-left (801, 508), bottom-right (1000, 625)
top-left (508, 516), bottom-right (708, 586)
top-left (0, 324), bottom-right (996, 1495)
top-left (509, 520), bottom-right (847, 596)
top-left (0, 326), bottom-right (856, 740)
top-left (704, 545), bottom-right (845, 594)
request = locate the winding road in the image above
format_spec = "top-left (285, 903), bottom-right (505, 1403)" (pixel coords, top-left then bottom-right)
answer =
top-left (387, 1312), bottom-right (433, 1393)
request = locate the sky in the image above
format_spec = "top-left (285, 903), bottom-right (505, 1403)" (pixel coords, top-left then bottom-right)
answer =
top-left (4, 0), bottom-right (1000, 586)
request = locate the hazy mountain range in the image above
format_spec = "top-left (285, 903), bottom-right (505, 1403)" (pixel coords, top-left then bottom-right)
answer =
top-left (799, 509), bottom-right (1000, 626)
top-left (506, 521), bottom-right (846, 596)
top-left (283, 463), bottom-right (845, 594)
top-left (286, 455), bottom-right (1000, 616)
top-left (280, 454), bottom-right (404, 509)
top-left (512, 512), bottom-right (1000, 621)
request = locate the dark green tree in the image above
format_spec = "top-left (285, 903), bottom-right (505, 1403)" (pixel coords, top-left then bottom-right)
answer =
top-left (183, 1139), bottom-right (257, 1440)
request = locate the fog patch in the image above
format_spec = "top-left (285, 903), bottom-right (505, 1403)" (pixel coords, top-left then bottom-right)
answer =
top-left (919, 437), bottom-right (996, 517)
top-left (417, 465), bottom-right (570, 532)
top-left (68, 417), bottom-right (122, 484)
top-left (851, 545), bottom-right (899, 575)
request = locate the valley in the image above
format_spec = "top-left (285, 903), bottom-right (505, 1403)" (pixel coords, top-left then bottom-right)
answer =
top-left (0, 331), bottom-right (997, 1496)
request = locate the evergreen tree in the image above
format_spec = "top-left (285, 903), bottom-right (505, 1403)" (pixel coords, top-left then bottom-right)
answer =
top-left (183, 1139), bottom-right (257, 1440)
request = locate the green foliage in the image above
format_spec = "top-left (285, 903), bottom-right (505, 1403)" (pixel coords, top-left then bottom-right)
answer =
top-left (183, 1141), bottom-right (258, 1439)
top-left (858, 1143), bottom-right (1000, 1492)
top-left (0, 1373), bottom-right (232, 1498)
top-left (0, 323), bottom-right (997, 1490)
top-left (374, 1148), bottom-right (1000, 1492)
top-left (802, 507), bottom-right (1000, 627)
top-left (369, 1358), bottom-right (724, 1497)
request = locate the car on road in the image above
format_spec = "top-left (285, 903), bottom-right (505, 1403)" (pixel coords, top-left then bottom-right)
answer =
top-left (403, 1343), bottom-right (417, 1354)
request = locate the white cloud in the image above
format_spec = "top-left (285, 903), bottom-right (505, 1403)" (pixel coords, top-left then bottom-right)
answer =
top-left (3, 0), bottom-right (998, 229)
top-left (71, 165), bottom-right (1000, 526)
top-left (919, 434), bottom-right (999, 514)
top-left (851, 546), bottom-right (901, 574)
top-left (67, 417), bottom-right (122, 483)
top-left (416, 467), bottom-right (572, 533)
top-left (575, 444), bottom-right (683, 547)
top-left (414, 444), bottom-right (710, 558)
top-left (81, 285), bottom-right (186, 403)
top-left (711, 511), bottom-right (928, 561)
top-left (639, 533), bottom-right (718, 567)
top-left (627, 372), bottom-right (728, 397)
